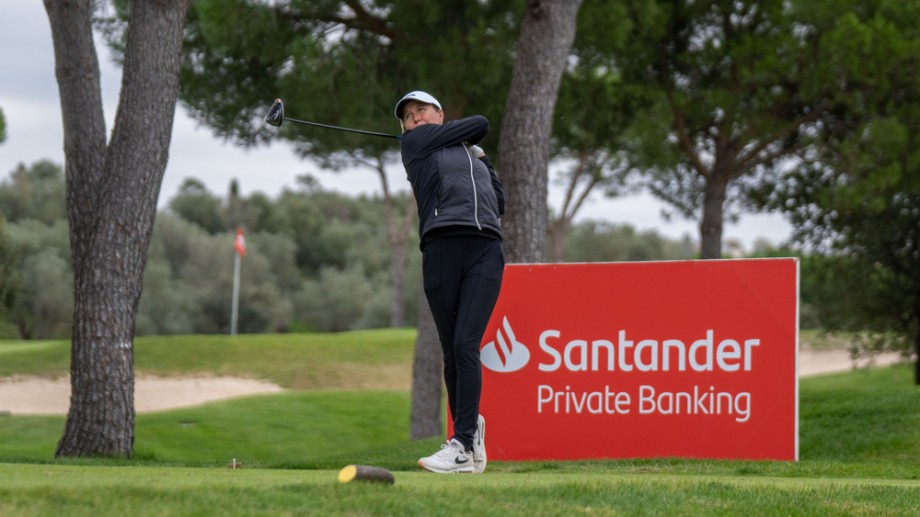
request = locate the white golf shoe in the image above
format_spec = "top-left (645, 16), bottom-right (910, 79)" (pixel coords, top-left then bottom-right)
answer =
top-left (418, 438), bottom-right (474, 473)
top-left (472, 414), bottom-right (486, 473)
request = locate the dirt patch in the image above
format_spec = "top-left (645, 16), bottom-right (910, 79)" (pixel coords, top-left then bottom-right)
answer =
top-left (0, 375), bottom-right (284, 416)
top-left (798, 349), bottom-right (903, 377)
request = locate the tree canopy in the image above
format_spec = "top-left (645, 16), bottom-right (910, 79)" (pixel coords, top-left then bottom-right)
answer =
top-left (755, 0), bottom-right (920, 382)
top-left (600, 0), bottom-right (887, 258)
top-left (177, 0), bottom-right (520, 164)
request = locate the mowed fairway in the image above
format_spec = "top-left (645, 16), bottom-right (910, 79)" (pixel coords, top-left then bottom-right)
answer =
top-left (1, 463), bottom-right (918, 515)
top-left (1, 331), bottom-right (920, 515)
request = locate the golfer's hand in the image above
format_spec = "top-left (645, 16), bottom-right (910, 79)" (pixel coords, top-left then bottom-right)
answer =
top-left (466, 143), bottom-right (486, 158)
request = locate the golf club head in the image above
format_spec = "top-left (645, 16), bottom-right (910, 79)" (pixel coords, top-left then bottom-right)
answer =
top-left (265, 98), bottom-right (284, 127)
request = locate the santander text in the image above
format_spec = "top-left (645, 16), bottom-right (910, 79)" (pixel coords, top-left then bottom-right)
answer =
top-left (538, 329), bottom-right (759, 373)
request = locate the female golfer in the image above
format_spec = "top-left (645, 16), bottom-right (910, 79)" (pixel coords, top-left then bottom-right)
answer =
top-left (395, 90), bottom-right (505, 474)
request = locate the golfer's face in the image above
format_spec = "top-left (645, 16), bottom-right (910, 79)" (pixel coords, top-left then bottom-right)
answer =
top-left (402, 101), bottom-right (443, 130)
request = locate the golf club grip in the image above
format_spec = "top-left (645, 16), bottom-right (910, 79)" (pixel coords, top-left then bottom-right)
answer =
top-left (285, 117), bottom-right (399, 140)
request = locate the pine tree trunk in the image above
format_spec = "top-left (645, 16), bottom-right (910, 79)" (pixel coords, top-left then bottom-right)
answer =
top-left (498, 0), bottom-right (583, 264)
top-left (914, 334), bottom-right (919, 385)
top-left (699, 176), bottom-right (728, 260)
top-left (548, 217), bottom-right (569, 262)
top-left (388, 197), bottom-right (415, 328)
top-left (47, 0), bottom-right (193, 458)
top-left (390, 238), bottom-right (408, 327)
top-left (409, 298), bottom-right (443, 440)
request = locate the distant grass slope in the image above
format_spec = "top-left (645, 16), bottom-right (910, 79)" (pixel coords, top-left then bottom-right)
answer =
top-left (0, 329), bottom-right (875, 384)
top-left (0, 329), bottom-right (416, 389)
top-left (0, 330), bottom-right (421, 467)
top-left (0, 340), bottom-right (70, 377)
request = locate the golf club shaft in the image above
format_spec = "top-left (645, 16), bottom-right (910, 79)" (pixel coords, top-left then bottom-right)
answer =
top-left (283, 116), bottom-right (399, 140)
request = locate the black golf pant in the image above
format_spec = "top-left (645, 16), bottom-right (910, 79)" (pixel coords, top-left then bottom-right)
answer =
top-left (422, 235), bottom-right (504, 451)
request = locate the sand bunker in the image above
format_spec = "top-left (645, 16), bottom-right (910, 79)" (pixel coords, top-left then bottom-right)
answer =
top-left (0, 375), bottom-right (284, 416)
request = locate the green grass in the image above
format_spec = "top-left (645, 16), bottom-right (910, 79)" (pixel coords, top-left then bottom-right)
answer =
top-left (800, 366), bottom-right (920, 465)
top-left (0, 329), bottom-right (416, 389)
top-left (1, 331), bottom-right (919, 515)
top-left (1, 463), bottom-right (918, 516)
top-left (0, 339), bottom-right (71, 376)
top-left (135, 390), bottom-right (412, 465)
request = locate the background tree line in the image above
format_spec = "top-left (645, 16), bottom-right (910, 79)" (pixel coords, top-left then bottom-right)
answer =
top-left (0, 159), bottom-right (703, 339)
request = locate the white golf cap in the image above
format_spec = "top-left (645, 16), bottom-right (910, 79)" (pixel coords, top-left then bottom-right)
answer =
top-left (394, 90), bottom-right (441, 119)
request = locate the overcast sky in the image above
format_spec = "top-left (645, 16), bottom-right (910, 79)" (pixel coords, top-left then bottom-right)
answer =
top-left (0, 3), bottom-right (793, 251)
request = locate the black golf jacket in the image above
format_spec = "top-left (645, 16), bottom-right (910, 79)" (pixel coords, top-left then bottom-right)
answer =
top-left (400, 115), bottom-right (505, 246)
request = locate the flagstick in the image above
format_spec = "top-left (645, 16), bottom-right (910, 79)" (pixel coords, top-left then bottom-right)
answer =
top-left (231, 252), bottom-right (241, 336)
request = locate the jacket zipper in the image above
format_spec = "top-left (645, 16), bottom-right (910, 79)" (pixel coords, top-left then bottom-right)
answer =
top-left (466, 149), bottom-right (482, 230)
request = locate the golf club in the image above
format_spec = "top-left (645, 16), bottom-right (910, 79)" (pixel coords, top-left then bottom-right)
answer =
top-left (264, 98), bottom-right (399, 140)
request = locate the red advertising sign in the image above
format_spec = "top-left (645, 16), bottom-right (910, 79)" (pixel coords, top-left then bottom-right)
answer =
top-left (479, 259), bottom-right (799, 461)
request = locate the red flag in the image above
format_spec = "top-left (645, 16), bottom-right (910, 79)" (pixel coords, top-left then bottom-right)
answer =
top-left (234, 228), bottom-right (246, 257)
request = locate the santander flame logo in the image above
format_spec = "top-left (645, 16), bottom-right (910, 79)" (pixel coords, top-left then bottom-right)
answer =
top-left (481, 316), bottom-right (530, 373)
